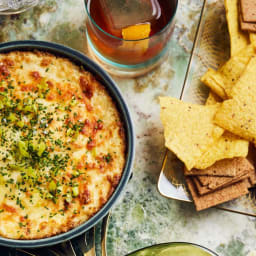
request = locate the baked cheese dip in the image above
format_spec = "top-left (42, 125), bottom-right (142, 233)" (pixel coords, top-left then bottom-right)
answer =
top-left (0, 51), bottom-right (126, 239)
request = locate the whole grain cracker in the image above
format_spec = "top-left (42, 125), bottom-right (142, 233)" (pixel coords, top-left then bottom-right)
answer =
top-left (248, 169), bottom-right (256, 185)
top-left (194, 172), bottom-right (250, 195)
top-left (241, 0), bottom-right (256, 22)
top-left (184, 157), bottom-right (247, 177)
top-left (198, 158), bottom-right (254, 187)
top-left (186, 178), bottom-right (250, 211)
top-left (240, 16), bottom-right (256, 32)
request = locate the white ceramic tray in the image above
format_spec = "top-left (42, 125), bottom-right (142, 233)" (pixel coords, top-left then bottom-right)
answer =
top-left (158, 0), bottom-right (256, 217)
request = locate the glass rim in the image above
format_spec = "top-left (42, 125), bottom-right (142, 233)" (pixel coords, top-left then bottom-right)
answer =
top-left (84, 0), bottom-right (178, 42)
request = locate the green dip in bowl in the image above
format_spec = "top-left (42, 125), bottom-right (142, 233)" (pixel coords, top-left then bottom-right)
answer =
top-left (127, 242), bottom-right (218, 256)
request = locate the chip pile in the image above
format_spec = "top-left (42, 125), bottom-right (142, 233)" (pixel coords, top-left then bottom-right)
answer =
top-left (160, 0), bottom-right (256, 211)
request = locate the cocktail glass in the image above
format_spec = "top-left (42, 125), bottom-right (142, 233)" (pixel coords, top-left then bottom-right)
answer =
top-left (0, 0), bottom-right (39, 15)
top-left (84, 0), bottom-right (178, 78)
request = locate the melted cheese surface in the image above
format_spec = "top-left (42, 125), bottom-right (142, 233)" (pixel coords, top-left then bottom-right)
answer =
top-left (0, 51), bottom-right (125, 239)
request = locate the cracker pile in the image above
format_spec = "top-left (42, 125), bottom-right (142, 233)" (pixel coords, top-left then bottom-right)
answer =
top-left (160, 0), bottom-right (256, 211)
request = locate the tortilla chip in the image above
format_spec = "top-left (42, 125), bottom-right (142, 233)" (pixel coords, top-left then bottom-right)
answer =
top-left (205, 92), bottom-right (222, 105)
top-left (184, 93), bottom-right (248, 172)
top-left (225, 0), bottom-right (249, 56)
top-left (199, 96), bottom-right (249, 168)
top-left (215, 99), bottom-right (256, 144)
top-left (201, 45), bottom-right (254, 99)
top-left (215, 56), bottom-right (256, 143)
top-left (229, 57), bottom-right (256, 98)
top-left (160, 97), bottom-right (224, 170)
top-left (201, 93), bottom-right (247, 167)
top-left (249, 33), bottom-right (256, 43)
top-left (194, 132), bottom-right (249, 169)
top-left (201, 69), bottom-right (228, 99)
top-left (186, 177), bottom-right (250, 211)
top-left (184, 157), bottom-right (246, 177)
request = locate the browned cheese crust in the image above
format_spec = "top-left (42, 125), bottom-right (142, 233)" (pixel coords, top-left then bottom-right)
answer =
top-left (0, 51), bottom-right (126, 239)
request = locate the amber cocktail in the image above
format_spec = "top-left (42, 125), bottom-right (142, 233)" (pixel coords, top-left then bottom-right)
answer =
top-left (85, 0), bottom-right (178, 77)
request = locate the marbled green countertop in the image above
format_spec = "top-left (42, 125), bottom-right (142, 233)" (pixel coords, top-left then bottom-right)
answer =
top-left (0, 0), bottom-right (256, 255)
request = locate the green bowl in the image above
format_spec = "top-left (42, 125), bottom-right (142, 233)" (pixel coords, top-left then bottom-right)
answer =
top-left (127, 242), bottom-right (218, 256)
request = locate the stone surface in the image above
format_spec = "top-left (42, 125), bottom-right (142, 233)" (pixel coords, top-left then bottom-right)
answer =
top-left (0, 0), bottom-right (255, 255)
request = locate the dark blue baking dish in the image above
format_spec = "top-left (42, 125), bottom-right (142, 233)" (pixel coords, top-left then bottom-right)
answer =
top-left (0, 40), bottom-right (135, 248)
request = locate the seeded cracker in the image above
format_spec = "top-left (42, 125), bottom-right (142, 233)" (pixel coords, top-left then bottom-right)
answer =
top-left (160, 97), bottom-right (224, 170)
top-left (186, 178), bottom-right (250, 211)
top-left (215, 56), bottom-right (256, 144)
